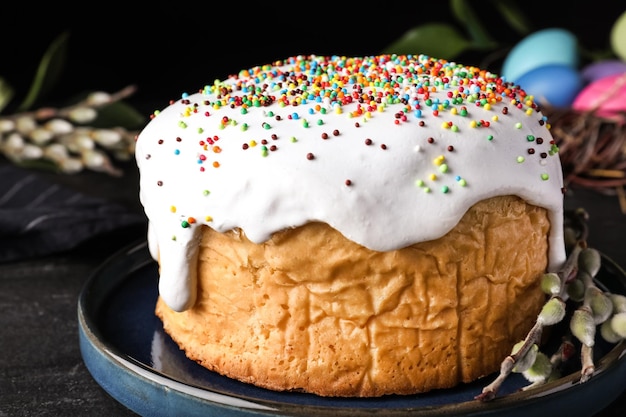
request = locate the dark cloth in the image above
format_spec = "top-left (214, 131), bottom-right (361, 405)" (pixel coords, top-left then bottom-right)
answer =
top-left (0, 163), bottom-right (145, 262)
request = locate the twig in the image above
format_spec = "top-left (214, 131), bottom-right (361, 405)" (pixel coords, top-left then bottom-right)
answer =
top-left (543, 105), bottom-right (626, 214)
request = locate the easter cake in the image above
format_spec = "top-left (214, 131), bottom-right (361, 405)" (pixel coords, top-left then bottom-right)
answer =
top-left (134, 54), bottom-right (566, 397)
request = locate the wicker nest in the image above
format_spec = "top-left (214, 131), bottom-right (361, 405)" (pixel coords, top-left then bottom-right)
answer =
top-left (544, 106), bottom-right (626, 213)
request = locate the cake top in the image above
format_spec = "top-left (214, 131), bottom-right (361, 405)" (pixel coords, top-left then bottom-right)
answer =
top-left (135, 54), bottom-right (566, 311)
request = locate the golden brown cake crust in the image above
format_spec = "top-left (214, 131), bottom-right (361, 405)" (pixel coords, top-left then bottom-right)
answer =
top-left (155, 195), bottom-right (550, 397)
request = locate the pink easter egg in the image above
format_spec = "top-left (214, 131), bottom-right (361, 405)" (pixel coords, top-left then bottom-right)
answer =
top-left (572, 73), bottom-right (626, 119)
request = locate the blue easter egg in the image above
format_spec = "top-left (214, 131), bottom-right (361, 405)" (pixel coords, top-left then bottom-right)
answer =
top-left (502, 28), bottom-right (578, 83)
top-left (515, 64), bottom-right (583, 107)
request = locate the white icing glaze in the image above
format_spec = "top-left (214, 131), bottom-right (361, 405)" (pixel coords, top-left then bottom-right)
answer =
top-left (135, 54), bottom-right (566, 312)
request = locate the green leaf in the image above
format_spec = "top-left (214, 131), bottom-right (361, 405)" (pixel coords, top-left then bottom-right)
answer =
top-left (381, 23), bottom-right (473, 60)
top-left (88, 101), bottom-right (147, 130)
top-left (489, 0), bottom-right (532, 36)
top-left (450, 0), bottom-right (497, 49)
top-left (17, 31), bottom-right (69, 111)
top-left (0, 77), bottom-right (15, 114)
top-left (14, 158), bottom-right (60, 173)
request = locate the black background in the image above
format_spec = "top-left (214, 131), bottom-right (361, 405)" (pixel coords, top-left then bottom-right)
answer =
top-left (2, 0), bottom-right (625, 112)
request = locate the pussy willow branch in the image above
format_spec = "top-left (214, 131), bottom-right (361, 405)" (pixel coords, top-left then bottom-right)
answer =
top-left (1, 85), bottom-right (138, 122)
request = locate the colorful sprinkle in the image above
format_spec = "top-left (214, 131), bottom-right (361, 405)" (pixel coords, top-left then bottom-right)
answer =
top-left (138, 54), bottom-right (562, 241)
top-left (433, 155), bottom-right (445, 166)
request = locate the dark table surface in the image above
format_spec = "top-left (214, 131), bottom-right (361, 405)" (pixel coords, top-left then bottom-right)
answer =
top-left (1, 160), bottom-right (625, 416)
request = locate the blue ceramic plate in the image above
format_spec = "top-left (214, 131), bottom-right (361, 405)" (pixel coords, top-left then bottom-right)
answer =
top-left (78, 240), bottom-right (626, 417)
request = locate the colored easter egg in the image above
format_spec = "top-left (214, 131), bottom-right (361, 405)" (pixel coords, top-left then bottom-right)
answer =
top-left (516, 64), bottom-right (583, 108)
top-left (611, 11), bottom-right (626, 61)
top-left (502, 28), bottom-right (579, 83)
top-left (572, 72), bottom-right (626, 119)
top-left (581, 59), bottom-right (626, 83)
